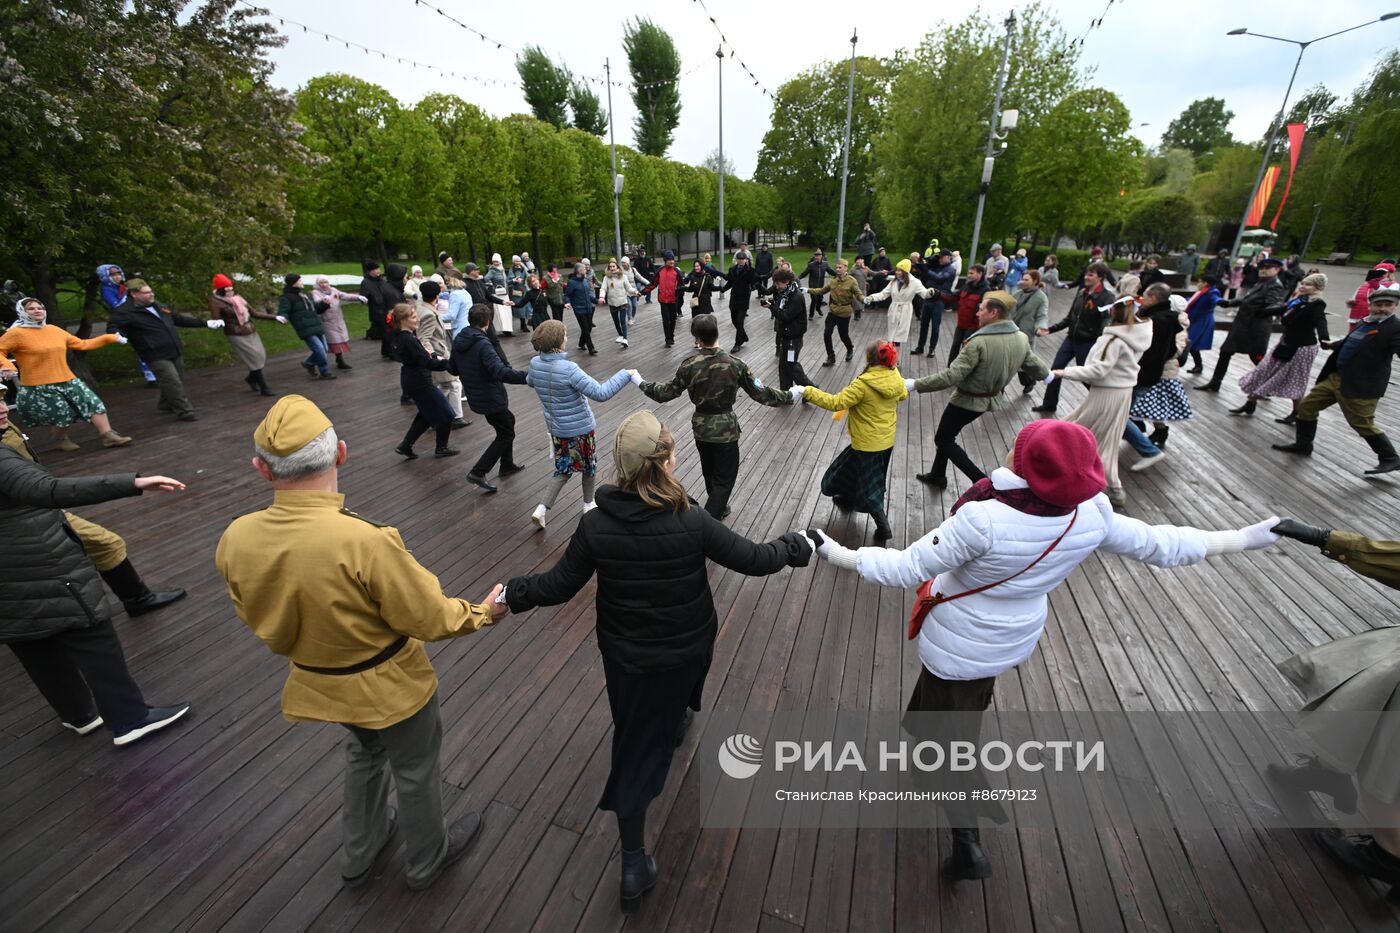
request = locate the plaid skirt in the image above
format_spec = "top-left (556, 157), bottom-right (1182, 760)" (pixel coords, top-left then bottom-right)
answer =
top-left (820, 445), bottom-right (893, 514)
top-left (552, 431), bottom-right (597, 476)
top-left (1129, 379), bottom-right (1193, 422)
top-left (16, 378), bottom-right (106, 428)
top-left (1238, 342), bottom-right (1318, 401)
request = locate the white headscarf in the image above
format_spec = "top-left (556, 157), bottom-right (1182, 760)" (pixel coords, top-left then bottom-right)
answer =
top-left (14, 298), bottom-right (45, 328)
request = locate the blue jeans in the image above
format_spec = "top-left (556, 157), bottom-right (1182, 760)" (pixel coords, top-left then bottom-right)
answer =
top-left (627, 296), bottom-right (638, 321)
top-left (303, 334), bottom-right (330, 376)
top-left (1041, 338), bottom-right (1094, 409)
top-left (1123, 418), bottom-right (1161, 457)
top-left (609, 305), bottom-right (628, 340)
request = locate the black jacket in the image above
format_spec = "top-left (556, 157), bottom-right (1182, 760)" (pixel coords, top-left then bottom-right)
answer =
top-left (772, 286), bottom-right (808, 343)
top-left (391, 330), bottom-right (448, 392)
top-left (802, 259), bottom-right (834, 289)
top-left (869, 255), bottom-right (893, 273)
top-left (1204, 256), bottom-right (1232, 282)
top-left (106, 299), bottom-right (206, 362)
top-left (505, 486), bottom-right (810, 671)
top-left (683, 270), bottom-right (719, 313)
top-left (1136, 301), bottom-right (1183, 387)
top-left (1318, 314), bottom-right (1400, 399)
top-left (722, 262), bottom-right (757, 312)
top-left (1273, 297), bottom-right (1329, 359)
top-left (1047, 284), bottom-right (1115, 343)
top-left (634, 255), bottom-right (656, 278)
top-left (359, 274), bottom-right (394, 324)
top-left (754, 251), bottom-right (774, 276)
top-left (1138, 268), bottom-right (1168, 293)
top-left (0, 446), bottom-right (141, 643)
top-left (450, 326), bottom-right (526, 414)
top-left (1220, 276), bottom-right (1287, 357)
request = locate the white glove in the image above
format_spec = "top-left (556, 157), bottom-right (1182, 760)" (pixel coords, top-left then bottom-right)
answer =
top-left (207, 319), bottom-right (225, 329)
top-left (807, 528), bottom-right (858, 569)
top-left (788, 385), bottom-right (806, 404)
top-left (1044, 372), bottom-right (1057, 384)
top-left (904, 377), bottom-right (916, 391)
top-left (114, 333), bottom-right (129, 345)
top-left (629, 371), bottom-right (643, 386)
top-left (1242, 516), bottom-right (1282, 550)
top-left (275, 315), bottom-right (288, 324)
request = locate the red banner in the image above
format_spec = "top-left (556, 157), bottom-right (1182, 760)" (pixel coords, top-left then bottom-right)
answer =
top-left (1270, 122), bottom-right (1307, 230)
top-left (1247, 165), bottom-right (1282, 228)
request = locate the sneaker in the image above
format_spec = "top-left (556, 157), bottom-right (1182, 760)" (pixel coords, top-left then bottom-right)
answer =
top-left (582, 501), bottom-right (598, 514)
top-left (1130, 452), bottom-right (1167, 472)
top-left (614, 335), bottom-right (625, 343)
top-left (113, 704), bottom-right (191, 746)
top-left (319, 371), bottom-right (337, 380)
top-left (531, 504), bottom-right (548, 530)
top-left (407, 812), bottom-right (484, 891)
top-left (450, 418), bottom-right (471, 430)
top-left (620, 338), bottom-right (629, 348)
top-left (62, 714), bottom-right (104, 735)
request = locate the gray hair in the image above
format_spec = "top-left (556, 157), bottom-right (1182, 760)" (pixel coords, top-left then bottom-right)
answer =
top-left (1143, 283), bottom-right (1172, 303)
top-left (255, 426), bottom-right (338, 480)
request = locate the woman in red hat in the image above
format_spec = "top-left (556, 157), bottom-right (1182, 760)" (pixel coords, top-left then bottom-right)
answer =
top-left (209, 273), bottom-right (285, 396)
top-left (804, 419), bottom-right (1281, 884)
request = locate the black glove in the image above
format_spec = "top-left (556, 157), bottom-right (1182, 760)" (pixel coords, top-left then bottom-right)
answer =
top-left (804, 528), bottom-right (825, 551)
top-left (1271, 518), bottom-right (1330, 549)
top-left (784, 531), bottom-right (814, 567)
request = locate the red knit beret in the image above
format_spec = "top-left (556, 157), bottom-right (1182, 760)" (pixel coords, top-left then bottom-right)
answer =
top-left (212, 273), bottom-right (234, 290)
top-left (1012, 419), bottom-right (1105, 507)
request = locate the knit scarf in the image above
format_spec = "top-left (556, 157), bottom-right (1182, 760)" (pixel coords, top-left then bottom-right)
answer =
top-left (225, 292), bottom-right (252, 326)
top-left (774, 279), bottom-right (800, 313)
top-left (545, 269), bottom-right (561, 285)
top-left (950, 477), bottom-right (1074, 517)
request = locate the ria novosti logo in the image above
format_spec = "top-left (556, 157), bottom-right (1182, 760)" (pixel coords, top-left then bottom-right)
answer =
top-left (717, 734), bottom-right (764, 779)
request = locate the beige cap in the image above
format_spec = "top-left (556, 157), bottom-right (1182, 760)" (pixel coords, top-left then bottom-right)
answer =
top-left (254, 395), bottom-right (332, 456)
top-left (613, 410), bottom-right (664, 482)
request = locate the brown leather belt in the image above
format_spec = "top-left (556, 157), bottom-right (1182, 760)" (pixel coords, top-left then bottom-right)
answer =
top-left (294, 635), bottom-right (408, 675)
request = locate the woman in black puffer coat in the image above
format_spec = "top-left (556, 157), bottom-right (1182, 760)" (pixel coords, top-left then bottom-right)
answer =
top-left (0, 446), bottom-right (190, 744)
top-left (504, 411), bottom-right (811, 908)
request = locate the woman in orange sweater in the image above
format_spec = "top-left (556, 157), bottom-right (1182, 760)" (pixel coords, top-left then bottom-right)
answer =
top-left (0, 298), bottom-right (132, 450)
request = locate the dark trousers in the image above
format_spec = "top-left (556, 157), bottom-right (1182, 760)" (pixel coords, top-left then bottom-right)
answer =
top-left (147, 357), bottom-right (194, 417)
top-left (695, 440), bottom-right (741, 519)
top-left (915, 303), bottom-right (942, 353)
top-left (1178, 349), bottom-right (1203, 370)
top-left (809, 293), bottom-right (824, 317)
top-left (402, 414), bottom-right (451, 451)
top-left (608, 306), bottom-right (628, 340)
top-left (471, 409), bottom-right (516, 476)
top-left (823, 314), bottom-right (853, 359)
top-left (777, 336), bottom-right (811, 390)
top-left (903, 666), bottom-right (999, 827)
top-left (929, 402), bottom-right (986, 482)
top-left (1207, 349), bottom-right (1263, 387)
top-left (550, 303), bottom-right (565, 322)
top-left (9, 619), bottom-right (148, 732)
top-left (947, 327), bottom-right (973, 365)
top-left (342, 694), bottom-right (446, 887)
top-left (1041, 339), bottom-right (1094, 410)
top-left (730, 306), bottom-right (749, 346)
top-left (574, 312), bottom-right (596, 352)
top-left (660, 302), bottom-right (681, 344)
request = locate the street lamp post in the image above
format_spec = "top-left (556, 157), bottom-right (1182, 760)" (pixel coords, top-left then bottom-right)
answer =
top-left (967, 11), bottom-right (1015, 274)
top-left (605, 58), bottom-right (623, 261)
top-left (835, 29), bottom-right (858, 263)
top-left (716, 46), bottom-right (725, 268)
top-left (1225, 13), bottom-right (1398, 261)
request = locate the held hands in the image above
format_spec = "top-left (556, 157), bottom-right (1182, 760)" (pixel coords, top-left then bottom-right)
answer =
top-left (627, 369), bottom-right (643, 386)
top-left (134, 475), bottom-right (186, 492)
top-left (904, 377), bottom-right (916, 391)
top-left (1241, 516), bottom-right (1282, 550)
top-left (206, 319), bottom-right (225, 329)
top-left (1036, 327), bottom-right (1049, 336)
top-left (486, 583), bottom-right (509, 621)
top-left (788, 384), bottom-right (807, 404)
top-left (275, 315), bottom-right (288, 324)
top-left (1271, 517), bottom-right (1329, 549)
top-left (115, 333), bottom-right (129, 344)
top-left (1045, 372), bottom-right (1058, 384)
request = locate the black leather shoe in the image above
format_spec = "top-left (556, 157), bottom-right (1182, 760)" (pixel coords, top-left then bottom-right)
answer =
top-left (342, 806), bottom-right (398, 889)
top-left (909, 347), bottom-right (924, 355)
top-left (1265, 755), bottom-right (1357, 813)
top-left (434, 447), bottom-right (460, 458)
top-left (1030, 405), bottom-right (1056, 414)
top-left (407, 812), bottom-right (483, 891)
top-left (123, 588), bottom-right (187, 617)
top-left (822, 357), bottom-right (836, 367)
top-left (498, 463), bottom-right (525, 478)
top-left (395, 444), bottom-right (418, 460)
top-left (450, 418), bottom-right (471, 430)
top-left (620, 848), bottom-right (658, 906)
top-left (467, 473), bottom-right (498, 493)
top-left (915, 472), bottom-right (947, 488)
top-left (944, 828), bottom-right (993, 881)
top-left (845, 349), bottom-right (854, 362)
top-left (1198, 382), bottom-right (1222, 393)
top-left (1315, 830), bottom-right (1400, 886)
top-left (177, 412), bottom-right (199, 422)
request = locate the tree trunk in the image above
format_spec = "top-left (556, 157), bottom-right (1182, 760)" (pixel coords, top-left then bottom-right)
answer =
top-left (374, 231), bottom-right (389, 269)
top-left (428, 231), bottom-right (437, 264)
top-left (531, 225), bottom-right (542, 267)
top-left (467, 231), bottom-right (477, 264)
top-left (1049, 227), bottom-right (1064, 252)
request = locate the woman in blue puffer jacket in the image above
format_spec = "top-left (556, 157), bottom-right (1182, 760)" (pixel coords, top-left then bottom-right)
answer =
top-left (524, 319), bottom-right (632, 530)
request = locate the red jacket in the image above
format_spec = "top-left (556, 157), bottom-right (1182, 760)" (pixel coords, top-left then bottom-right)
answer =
top-left (642, 264), bottom-right (684, 304)
top-left (954, 279), bottom-right (988, 330)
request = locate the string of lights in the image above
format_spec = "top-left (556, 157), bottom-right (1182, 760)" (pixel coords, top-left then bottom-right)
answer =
top-left (1066, 0), bottom-right (1121, 53)
top-left (410, 0), bottom-right (517, 55)
top-left (691, 0), bottom-right (780, 100)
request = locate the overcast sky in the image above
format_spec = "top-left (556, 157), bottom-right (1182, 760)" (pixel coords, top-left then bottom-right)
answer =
top-left (253, 0), bottom-right (1399, 177)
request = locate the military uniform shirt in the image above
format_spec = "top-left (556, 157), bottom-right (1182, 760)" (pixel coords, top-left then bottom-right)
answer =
top-left (640, 347), bottom-right (790, 444)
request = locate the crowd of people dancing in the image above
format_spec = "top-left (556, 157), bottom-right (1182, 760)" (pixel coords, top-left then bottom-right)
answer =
top-left (2, 236), bottom-right (1399, 908)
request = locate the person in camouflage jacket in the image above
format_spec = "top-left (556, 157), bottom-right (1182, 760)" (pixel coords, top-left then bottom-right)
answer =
top-left (636, 314), bottom-right (791, 520)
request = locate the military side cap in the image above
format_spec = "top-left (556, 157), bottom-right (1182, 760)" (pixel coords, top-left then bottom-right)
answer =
top-left (254, 394), bottom-right (332, 456)
top-left (984, 289), bottom-right (1016, 310)
top-left (614, 409), bottom-right (664, 483)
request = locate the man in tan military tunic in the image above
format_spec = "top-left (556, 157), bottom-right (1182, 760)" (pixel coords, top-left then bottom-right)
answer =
top-left (215, 395), bottom-right (506, 891)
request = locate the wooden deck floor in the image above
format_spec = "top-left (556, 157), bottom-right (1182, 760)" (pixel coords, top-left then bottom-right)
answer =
top-left (4, 290), bottom-right (1400, 932)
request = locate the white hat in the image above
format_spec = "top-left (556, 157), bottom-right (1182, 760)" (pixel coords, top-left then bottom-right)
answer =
top-left (490, 252), bottom-right (502, 265)
top-left (511, 254), bottom-right (521, 263)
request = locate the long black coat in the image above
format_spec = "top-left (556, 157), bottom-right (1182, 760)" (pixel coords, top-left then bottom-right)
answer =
top-left (1220, 276), bottom-right (1287, 357)
top-left (106, 299), bottom-right (206, 362)
top-left (505, 486), bottom-right (810, 671)
top-left (0, 447), bottom-right (141, 642)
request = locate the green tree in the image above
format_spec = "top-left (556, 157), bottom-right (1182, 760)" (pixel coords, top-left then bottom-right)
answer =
top-left (1014, 89), bottom-right (1142, 247)
top-left (415, 94), bottom-right (520, 261)
top-left (623, 18), bottom-right (682, 156)
top-left (1143, 147), bottom-right (1196, 194)
top-left (756, 56), bottom-right (893, 247)
top-left (1161, 97), bottom-right (1235, 158)
top-left (562, 128), bottom-right (614, 253)
top-left (0, 0), bottom-right (308, 321)
top-left (295, 75), bottom-right (446, 265)
top-left (1191, 144), bottom-right (1262, 221)
top-left (873, 3), bottom-right (1080, 249)
top-left (1122, 194), bottom-right (1200, 253)
top-left (569, 79), bottom-right (608, 136)
top-left (501, 116), bottom-right (579, 260)
top-left (516, 46), bottom-right (571, 130)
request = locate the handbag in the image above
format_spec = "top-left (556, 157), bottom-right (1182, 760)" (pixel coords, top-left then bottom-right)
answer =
top-left (906, 509), bottom-right (1078, 640)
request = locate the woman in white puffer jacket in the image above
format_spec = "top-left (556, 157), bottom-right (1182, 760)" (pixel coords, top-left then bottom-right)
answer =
top-left (598, 259), bottom-right (638, 348)
top-left (805, 418), bottom-right (1280, 884)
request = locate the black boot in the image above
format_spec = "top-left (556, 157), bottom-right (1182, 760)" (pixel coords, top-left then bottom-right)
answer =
top-left (1149, 425), bottom-right (1170, 449)
top-left (1272, 419), bottom-right (1317, 455)
top-left (872, 511), bottom-right (893, 543)
top-left (1201, 353), bottom-right (1230, 392)
top-left (822, 355), bottom-right (836, 367)
top-left (335, 354), bottom-right (352, 370)
top-left (1364, 433), bottom-right (1400, 474)
top-left (1229, 399), bottom-right (1258, 416)
top-left (251, 370), bottom-right (275, 397)
top-left (620, 848), bottom-right (658, 905)
top-left (1315, 830), bottom-right (1400, 887)
top-left (944, 828), bottom-right (993, 881)
top-left (845, 347), bottom-right (854, 362)
top-left (101, 559), bottom-right (187, 617)
top-left (1277, 410), bottom-right (1297, 425)
top-left (915, 471), bottom-right (947, 488)
top-left (243, 371), bottom-right (259, 393)
top-left (1265, 755), bottom-right (1357, 813)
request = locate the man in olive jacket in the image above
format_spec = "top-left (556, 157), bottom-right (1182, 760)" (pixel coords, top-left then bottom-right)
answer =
top-left (908, 293), bottom-right (1051, 487)
top-left (0, 445), bottom-right (190, 745)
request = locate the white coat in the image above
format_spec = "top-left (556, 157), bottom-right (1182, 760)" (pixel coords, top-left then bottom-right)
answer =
top-left (853, 468), bottom-right (1209, 680)
top-left (865, 274), bottom-right (938, 345)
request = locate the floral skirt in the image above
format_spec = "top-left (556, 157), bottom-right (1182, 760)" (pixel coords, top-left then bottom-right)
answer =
top-left (1238, 343), bottom-right (1318, 401)
top-left (1129, 379), bottom-right (1194, 422)
top-left (16, 379), bottom-right (105, 428)
top-left (553, 431), bottom-right (597, 476)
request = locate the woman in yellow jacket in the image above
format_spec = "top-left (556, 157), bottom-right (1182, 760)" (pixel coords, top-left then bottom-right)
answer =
top-left (792, 340), bottom-right (908, 542)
